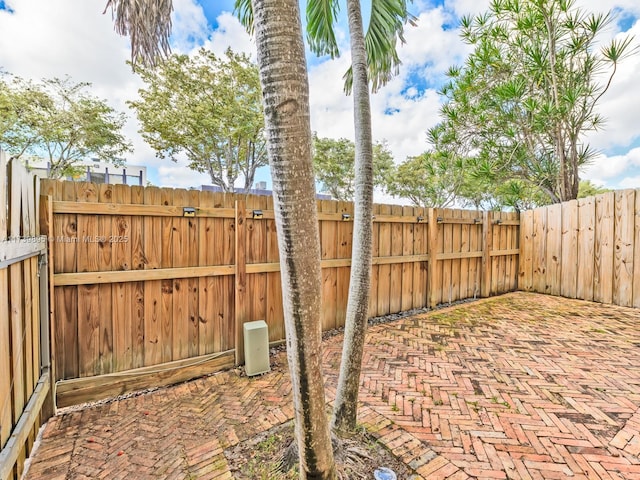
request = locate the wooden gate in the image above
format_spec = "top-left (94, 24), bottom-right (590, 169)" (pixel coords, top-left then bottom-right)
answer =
top-left (0, 152), bottom-right (53, 480)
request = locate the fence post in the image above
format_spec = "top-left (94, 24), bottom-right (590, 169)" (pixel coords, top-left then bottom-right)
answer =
top-left (234, 200), bottom-right (247, 365)
top-left (39, 194), bottom-right (55, 419)
top-left (427, 208), bottom-right (438, 308)
top-left (481, 210), bottom-right (493, 297)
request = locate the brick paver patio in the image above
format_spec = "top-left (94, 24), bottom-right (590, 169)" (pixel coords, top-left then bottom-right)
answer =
top-left (24, 292), bottom-right (640, 479)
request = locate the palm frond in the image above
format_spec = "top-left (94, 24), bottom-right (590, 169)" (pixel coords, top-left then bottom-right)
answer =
top-left (307, 0), bottom-right (341, 58)
top-left (344, 0), bottom-right (417, 93)
top-left (234, 0), bottom-right (254, 34)
top-left (104, 0), bottom-right (173, 67)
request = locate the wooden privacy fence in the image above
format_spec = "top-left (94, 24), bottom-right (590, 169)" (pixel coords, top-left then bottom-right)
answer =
top-left (40, 180), bottom-right (520, 407)
top-left (519, 189), bottom-right (640, 308)
top-left (0, 152), bottom-right (52, 480)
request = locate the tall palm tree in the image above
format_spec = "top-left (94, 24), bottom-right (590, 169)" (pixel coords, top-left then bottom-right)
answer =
top-left (104, 0), bottom-right (337, 477)
top-left (238, 0), bottom-right (414, 435)
top-left (299, 0), bottom-right (415, 432)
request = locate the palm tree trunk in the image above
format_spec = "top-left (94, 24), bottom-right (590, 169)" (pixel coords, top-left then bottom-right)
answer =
top-left (251, 0), bottom-right (336, 477)
top-left (331, 0), bottom-right (374, 433)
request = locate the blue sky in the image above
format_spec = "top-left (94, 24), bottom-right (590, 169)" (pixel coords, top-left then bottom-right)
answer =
top-left (0, 0), bottom-right (639, 199)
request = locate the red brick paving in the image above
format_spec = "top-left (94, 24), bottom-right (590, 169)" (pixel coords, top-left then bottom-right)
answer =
top-left (24, 293), bottom-right (640, 479)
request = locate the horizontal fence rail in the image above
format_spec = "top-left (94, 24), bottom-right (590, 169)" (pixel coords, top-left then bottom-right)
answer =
top-left (40, 180), bottom-right (520, 406)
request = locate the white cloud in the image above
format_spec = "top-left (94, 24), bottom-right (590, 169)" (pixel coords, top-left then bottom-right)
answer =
top-left (170, 0), bottom-right (210, 52)
top-left (201, 12), bottom-right (255, 57)
top-left (582, 147), bottom-right (640, 185)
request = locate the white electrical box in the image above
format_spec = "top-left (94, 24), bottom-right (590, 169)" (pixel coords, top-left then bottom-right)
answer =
top-left (243, 320), bottom-right (270, 376)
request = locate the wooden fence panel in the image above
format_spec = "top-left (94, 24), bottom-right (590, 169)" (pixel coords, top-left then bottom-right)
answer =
top-left (1, 155), bottom-right (50, 480)
top-left (521, 188), bottom-right (640, 309)
top-left (44, 179), bottom-right (522, 406)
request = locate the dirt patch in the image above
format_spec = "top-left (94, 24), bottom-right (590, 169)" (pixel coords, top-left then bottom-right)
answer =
top-left (224, 421), bottom-right (416, 479)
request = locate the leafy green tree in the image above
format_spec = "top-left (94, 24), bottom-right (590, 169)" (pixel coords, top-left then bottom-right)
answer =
top-left (432, 0), bottom-right (636, 204)
top-left (578, 179), bottom-right (611, 198)
top-left (0, 75), bottom-right (131, 178)
top-left (313, 135), bottom-right (393, 200)
top-left (386, 152), bottom-right (465, 207)
top-left (128, 48), bottom-right (266, 193)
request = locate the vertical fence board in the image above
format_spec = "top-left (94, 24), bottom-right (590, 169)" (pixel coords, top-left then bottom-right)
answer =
top-left (171, 188), bottom-right (190, 361)
top-left (197, 191), bottom-right (215, 355)
top-left (266, 195), bottom-right (284, 342)
top-left (450, 209), bottom-right (462, 302)
top-left (435, 208), bottom-right (445, 304)
top-left (187, 190), bottom-right (200, 357)
top-left (160, 188), bottom-right (174, 364)
top-left (412, 207), bottom-right (427, 309)
top-left (577, 197), bottom-right (596, 301)
top-left (222, 194), bottom-right (236, 351)
top-left (441, 208), bottom-right (453, 303)
top-left (560, 200), bottom-right (578, 298)
top-left (376, 204), bottom-right (391, 315)
top-left (130, 186), bottom-right (145, 368)
top-left (76, 182), bottom-right (100, 377)
top-left (401, 206), bottom-right (414, 311)
top-left (142, 187), bottom-right (163, 366)
top-left (389, 205), bottom-right (403, 313)
top-left (369, 204), bottom-right (381, 316)
top-left (614, 190), bottom-right (634, 307)
top-left (594, 192), bottom-right (615, 304)
top-left (532, 207), bottom-right (547, 293)
top-left (246, 195), bottom-right (267, 327)
top-left (320, 200), bottom-right (338, 330)
top-left (509, 212), bottom-right (520, 291)
top-left (459, 210), bottom-right (471, 299)
top-left (234, 200), bottom-right (247, 365)
top-left (635, 190), bottom-right (640, 308)
top-left (97, 184), bottom-right (114, 375)
top-left (8, 161), bottom-right (25, 474)
top-left (0, 153), bottom-right (10, 449)
top-left (518, 210), bottom-right (533, 292)
top-left (546, 203), bottom-right (562, 296)
top-left (112, 184), bottom-right (132, 372)
top-left (427, 208), bottom-right (439, 307)
top-left (468, 212), bottom-right (480, 299)
top-left (480, 211), bottom-right (491, 298)
top-left (336, 201), bottom-right (352, 327)
top-left (20, 170), bottom-right (35, 429)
